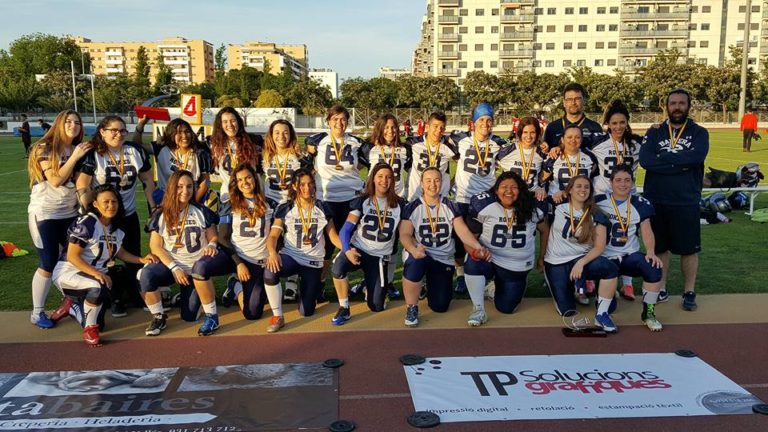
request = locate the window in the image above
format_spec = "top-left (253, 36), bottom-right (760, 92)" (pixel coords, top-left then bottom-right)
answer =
top-left (576, 60), bottom-right (586, 66)
top-left (565, 25), bottom-right (574, 32)
top-left (460, 9), bottom-right (468, 16)
top-left (579, 25), bottom-right (587, 32)
top-left (492, 8), bottom-right (499, 16)
top-left (534, 25), bottom-right (543, 32)
top-left (597, 24), bottom-right (605, 31)
top-left (475, 44), bottom-right (484, 51)
top-left (610, 6), bottom-right (619, 14)
top-left (749, 57), bottom-right (757, 65)
top-left (577, 42), bottom-right (587, 49)
top-left (701, 23), bottom-right (710, 31)
top-left (547, 25), bottom-right (556, 32)
top-left (638, 6), bottom-right (650, 13)
top-left (594, 59), bottom-right (603, 66)
top-left (459, 44), bottom-right (467, 51)
top-left (688, 40), bottom-right (696, 48)
top-left (702, 6), bottom-right (711, 13)
top-left (700, 41), bottom-right (709, 48)
top-left (595, 42), bottom-right (604, 49)
top-left (490, 61), bottom-right (498, 68)
top-left (459, 27), bottom-right (468, 34)
top-left (609, 24), bottom-right (618, 31)
top-left (475, 26), bottom-right (484, 34)
top-left (752, 23), bottom-right (760, 30)
top-left (689, 23), bottom-right (697, 30)
top-left (565, 7), bottom-right (574, 15)
top-left (547, 8), bottom-right (556, 15)
top-left (753, 5), bottom-right (761, 12)
top-left (739, 5), bottom-right (746, 12)
top-left (608, 41), bottom-right (617, 48)
top-left (607, 59), bottom-right (616, 66)
top-left (738, 23), bottom-right (745, 30)
top-left (690, 6), bottom-right (698, 13)
top-left (697, 58), bottom-right (707, 65)
top-left (474, 61), bottom-right (483, 68)
top-left (533, 43), bottom-right (542, 50)
top-left (546, 60), bottom-right (555, 67)
top-left (563, 60), bottom-right (572, 67)
top-left (459, 61), bottom-right (467, 68)
top-left (597, 7), bottom-right (606, 14)
top-left (490, 43), bottom-right (498, 51)
top-left (579, 7), bottom-right (588, 14)
top-left (564, 42), bottom-right (573, 49)
top-left (491, 26), bottom-right (499, 33)
top-left (533, 60), bottom-right (541, 67)
top-left (546, 42), bottom-right (555, 50)
top-left (476, 8), bottom-right (484, 16)
top-left (534, 8), bottom-right (543, 15)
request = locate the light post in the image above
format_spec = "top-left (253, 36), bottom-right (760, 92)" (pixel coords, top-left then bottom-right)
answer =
top-left (70, 60), bottom-right (78, 112)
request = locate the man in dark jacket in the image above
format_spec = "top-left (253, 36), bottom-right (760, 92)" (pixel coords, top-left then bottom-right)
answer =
top-left (19, 114), bottom-right (31, 158)
top-left (639, 88), bottom-right (709, 312)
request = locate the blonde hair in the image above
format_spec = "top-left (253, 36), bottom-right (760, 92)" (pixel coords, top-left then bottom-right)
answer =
top-left (28, 110), bottom-right (84, 188)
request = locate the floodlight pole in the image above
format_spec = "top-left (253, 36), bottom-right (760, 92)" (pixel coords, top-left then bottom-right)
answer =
top-left (738, 0), bottom-right (752, 120)
top-left (70, 60), bottom-right (78, 112)
top-left (89, 63), bottom-right (97, 124)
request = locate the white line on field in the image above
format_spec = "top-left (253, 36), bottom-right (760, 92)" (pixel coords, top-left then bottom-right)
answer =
top-left (0, 222), bottom-right (27, 225)
top-left (0, 169), bottom-right (25, 177)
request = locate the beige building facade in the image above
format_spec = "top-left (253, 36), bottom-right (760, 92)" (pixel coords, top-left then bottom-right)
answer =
top-left (227, 42), bottom-right (308, 79)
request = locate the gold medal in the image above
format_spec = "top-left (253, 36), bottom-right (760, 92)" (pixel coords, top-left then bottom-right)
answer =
top-left (610, 195), bottom-right (632, 244)
top-left (175, 149), bottom-right (191, 171)
top-left (472, 134), bottom-right (491, 173)
top-left (503, 207), bottom-right (515, 238)
top-left (297, 201), bottom-right (314, 247)
top-left (334, 164), bottom-right (343, 171)
top-left (106, 260), bottom-right (116, 268)
top-left (610, 137), bottom-right (626, 166)
top-left (173, 204), bottom-right (191, 250)
top-left (425, 138), bottom-right (441, 167)
top-left (226, 140), bottom-right (238, 169)
top-left (279, 181), bottom-right (288, 190)
top-left (668, 119), bottom-right (688, 150)
top-left (568, 201), bottom-right (590, 237)
top-left (106, 146), bottom-right (125, 183)
top-left (274, 153), bottom-right (290, 187)
top-left (519, 146), bottom-right (534, 181)
top-left (330, 134), bottom-right (345, 170)
top-left (302, 237), bottom-right (313, 246)
top-left (564, 152), bottom-right (581, 178)
top-left (423, 198), bottom-right (441, 238)
top-left (372, 197), bottom-right (389, 242)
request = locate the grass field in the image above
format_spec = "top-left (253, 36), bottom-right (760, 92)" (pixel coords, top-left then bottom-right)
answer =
top-left (0, 132), bottom-right (766, 312)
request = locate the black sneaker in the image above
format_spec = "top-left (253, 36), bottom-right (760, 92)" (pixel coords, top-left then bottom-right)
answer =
top-left (111, 301), bottom-right (127, 318)
top-left (331, 306), bottom-right (351, 326)
top-left (145, 313), bottom-right (168, 336)
top-left (221, 275), bottom-right (237, 307)
top-left (682, 291), bottom-right (697, 311)
top-left (657, 289), bottom-right (669, 303)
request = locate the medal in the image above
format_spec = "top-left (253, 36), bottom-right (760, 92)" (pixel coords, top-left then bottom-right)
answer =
top-left (226, 140), bottom-right (238, 169)
top-left (668, 119), bottom-right (688, 150)
top-left (99, 220), bottom-right (116, 269)
top-left (173, 204), bottom-right (191, 250)
top-left (334, 164), bottom-right (344, 171)
top-left (503, 206), bottom-right (516, 239)
top-left (106, 260), bottom-right (116, 268)
top-left (425, 138), bottom-right (441, 167)
top-left (330, 134), bottom-right (345, 170)
top-left (610, 137), bottom-right (626, 166)
top-left (568, 201), bottom-right (590, 238)
top-left (302, 237), bottom-right (313, 246)
top-left (106, 146), bottom-right (126, 185)
top-left (564, 152), bottom-right (581, 178)
top-left (423, 198), bottom-right (441, 239)
top-left (472, 134), bottom-right (491, 174)
top-left (274, 153), bottom-right (290, 187)
top-left (372, 196), bottom-right (389, 243)
top-left (175, 149), bottom-right (191, 171)
top-left (519, 146), bottom-right (534, 181)
top-left (297, 201), bottom-right (314, 247)
top-left (279, 181), bottom-right (288, 190)
top-left (618, 236), bottom-right (628, 243)
top-left (610, 195), bottom-right (632, 245)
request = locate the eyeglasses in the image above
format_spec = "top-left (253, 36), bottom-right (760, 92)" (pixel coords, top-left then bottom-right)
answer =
top-left (104, 128), bottom-right (129, 135)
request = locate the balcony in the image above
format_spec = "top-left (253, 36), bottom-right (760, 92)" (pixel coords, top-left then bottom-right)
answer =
top-left (438, 33), bottom-right (460, 42)
top-left (438, 50), bottom-right (460, 59)
top-left (619, 46), bottom-right (688, 55)
top-left (104, 50), bottom-right (122, 56)
top-left (438, 0), bottom-right (460, 6)
top-left (437, 68), bottom-right (458, 76)
top-left (502, 0), bottom-right (534, 4)
top-left (501, 65), bottom-right (534, 74)
top-left (171, 67), bottom-right (190, 74)
top-left (501, 13), bottom-right (535, 23)
top-left (622, 10), bottom-right (689, 20)
top-left (162, 50), bottom-right (189, 56)
top-left (621, 29), bottom-right (688, 38)
top-left (438, 15), bottom-right (461, 24)
top-left (500, 31), bottom-right (535, 40)
top-left (616, 65), bottom-right (643, 74)
top-left (105, 67), bottom-right (124, 73)
top-left (164, 59), bottom-right (189, 65)
top-left (172, 76), bottom-right (191, 82)
top-left (500, 49), bottom-right (534, 57)
top-left (105, 58), bottom-right (123, 65)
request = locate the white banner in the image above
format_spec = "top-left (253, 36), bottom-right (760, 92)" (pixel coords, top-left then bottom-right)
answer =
top-left (404, 353), bottom-right (762, 422)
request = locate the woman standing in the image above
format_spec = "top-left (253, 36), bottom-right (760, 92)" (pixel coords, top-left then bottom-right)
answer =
top-left (262, 119), bottom-right (306, 205)
top-left (540, 124), bottom-right (598, 203)
top-left (27, 110), bottom-right (92, 328)
top-left (497, 116), bottom-right (548, 201)
top-left (264, 168), bottom-right (342, 333)
top-left (140, 171), bottom-right (219, 336)
top-left (75, 115), bottom-right (157, 317)
top-left (330, 163), bottom-right (406, 325)
top-left (543, 176), bottom-right (620, 332)
top-left (463, 171), bottom-right (550, 326)
top-left (52, 185), bottom-right (157, 345)
top-left (399, 167), bottom-right (487, 327)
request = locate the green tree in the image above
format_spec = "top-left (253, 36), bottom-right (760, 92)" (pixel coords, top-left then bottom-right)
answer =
top-left (395, 76), bottom-right (458, 110)
top-left (152, 53), bottom-right (173, 94)
top-left (0, 75), bottom-right (41, 111)
top-left (215, 44), bottom-right (227, 73)
top-left (287, 77), bottom-right (334, 115)
top-left (462, 71), bottom-right (508, 107)
top-left (513, 71), bottom-right (569, 115)
top-left (87, 74), bottom-right (134, 112)
top-left (568, 66), bottom-right (641, 112)
top-left (253, 89), bottom-right (285, 107)
top-left (0, 33), bottom-right (85, 78)
top-left (181, 82), bottom-right (218, 105)
top-left (340, 77), bottom-right (373, 108)
top-left (133, 46), bottom-right (151, 100)
top-left (704, 65), bottom-right (741, 120)
top-left (36, 70), bottom-right (87, 112)
top-left (216, 94), bottom-right (244, 108)
top-left (638, 49), bottom-right (700, 110)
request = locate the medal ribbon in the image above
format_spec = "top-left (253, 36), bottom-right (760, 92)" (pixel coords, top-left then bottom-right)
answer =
top-left (275, 153), bottom-right (289, 184)
top-left (175, 204), bottom-right (190, 247)
top-left (562, 116), bottom-right (586, 129)
top-left (297, 201), bottom-right (314, 242)
top-left (668, 119), bottom-right (688, 149)
top-left (99, 220), bottom-right (114, 263)
top-left (472, 135), bottom-right (490, 170)
top-left (106, 147), bottom-right (125, 178)
top-left (610, 138), bottom-right (626, 165)
top-left (609, 195), bottom-right (632, 236)
top-left (519, 146), bottom-right (534, 180)
top-left (377, 143), bottom-right (396, 167)
top-left (329, 134), bottom-right (344, 167)
top-left (246, 198), bottom-right (258, 228)
top-left (372, 197), bottom-right (389, 236)
top-left (174, 149), bottom-right (191, 171)
top-left (423, 198), bottom-right (441, 237)
top-left (226, 140), bottom-right (238, 169)
top-left (568, 201), bottom-right (590, 236)
top-left (425, 139), bottom-right (441, 167)
top-left (503, 207), bottom-right (516, 231)
top-left (564, 152), bottom-right (581, 177)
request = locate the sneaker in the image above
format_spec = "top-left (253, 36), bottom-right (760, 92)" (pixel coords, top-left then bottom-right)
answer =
top-left (454, 275), bottom-right (467, 295)
top-left (51, 297), bottom-right (75, 322)
top-left (283, 284), bottom-right (298, 302)
top-left (221, 275), bottom-right (237, 308)
top-left (267, 315), bottom-right (285, 333)
top-left (110, 301), bottom-right (127, 318)
top-left (620, 284), bottom-right (636, 301)
top-left (83, 324), bottom-right (101, 346)
top-left (350, 280), bottom-right (366, 296)
top-left (585, 280), bottom-right (596, 295)
top-left (467, 306), bottom-right (488, 327)
top-left (145, 313), bottom-right (168, 336)
top-left (331, 306), bottom-right (351, 326)
top-left (31, 311), bottom-right (55, 329)
top-left (160, 288), bottom-right (172, 311)
top-left (576, 293), bottom-right (590, 305)
top-left (594, 312), bottom-right (618, 333)
top-left (386, 283), bottom-right (401, 299)
top-left (657, 289), bottom-right (669, 303)
top-left (198, 313), bottom-right (219, 336)
top-left (682, 291), bottom-right (697, 311)
top-left (484, 281), bottom-right (496, 300)
top-left (419, 284), bottom-right (428, 300)
top-left (404, 305), bottom-right (419, 327)
top-left (641, 303), bottom-right (663, 332)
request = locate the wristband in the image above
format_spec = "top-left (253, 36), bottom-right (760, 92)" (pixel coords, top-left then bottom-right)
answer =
top-left (167, 260), bottom-right (180, 272)
top-left (207, 241), bottom-right (217, 248)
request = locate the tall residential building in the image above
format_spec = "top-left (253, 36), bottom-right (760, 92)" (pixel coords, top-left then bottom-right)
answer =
top-left (413, 0), bottom-right (766, 84)
top-left (227, 42), bottom-right (308, 79)
top-left (309, 68), bottom-right (339, 98)
top-left (73, 36), bottom-right (214, 84)
top-left (379, 67), bottom-right (413, 80)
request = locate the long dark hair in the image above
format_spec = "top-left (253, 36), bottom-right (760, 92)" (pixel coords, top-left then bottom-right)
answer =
top-left (515, 116), bottom-right (542, 146)
top-left (370, 114), bottom-right (401, 147)
top-left (263, 119), bottom-right (300, 163)
top-left (229, 163), bottom-right (268, 218)
top-left (91, 115), bottom-right (126, 155)
top-left (87, 184), bottom-right (126, 231)
top-left (360, 162), bottom-right (399, 208)
top-left (210, 107), bottom-right (257, 168)
top-left (160, 118), bottom-right (201, 151)
top-left (490, 171), bottom-right (534, 224)
top-left (287, 167), bottom-right (316, 202)
top-left (602, 100), bottom-right (639, 151)
top-left (161, 170), bottom-right (195, 235)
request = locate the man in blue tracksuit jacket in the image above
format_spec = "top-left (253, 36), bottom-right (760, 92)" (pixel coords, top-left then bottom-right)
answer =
top-left (639, 88), bottom-right (709, 312)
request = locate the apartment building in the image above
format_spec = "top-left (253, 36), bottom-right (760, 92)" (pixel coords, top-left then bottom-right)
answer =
top-left (227, 42), bottom-right (309, 79)
top-left (73, 36), bottom-right (214, 84)
top-left (379, 67), bottom-right (413, 80)
top-left (309, 68), bottom-right (339, 98)
top-left (414, 0), bottom-right (766, 84)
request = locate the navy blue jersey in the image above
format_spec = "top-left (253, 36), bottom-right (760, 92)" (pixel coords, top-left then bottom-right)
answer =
top-left (543, 115), bottom-right (604, 150)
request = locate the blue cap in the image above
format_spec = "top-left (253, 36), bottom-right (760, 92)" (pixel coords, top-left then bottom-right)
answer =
top-left (472, 103), bottom-right (494, 122)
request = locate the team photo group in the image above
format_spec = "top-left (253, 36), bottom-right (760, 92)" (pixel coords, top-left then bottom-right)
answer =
top-left (25, 82), bottom-right (708, 346)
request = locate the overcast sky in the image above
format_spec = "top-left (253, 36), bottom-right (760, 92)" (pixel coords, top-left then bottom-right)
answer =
top-left (0, 0), bottom-right (426, 79)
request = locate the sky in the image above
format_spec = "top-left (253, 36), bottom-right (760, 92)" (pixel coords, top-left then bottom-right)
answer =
top-left (0, 0), bottom-right (426, 79)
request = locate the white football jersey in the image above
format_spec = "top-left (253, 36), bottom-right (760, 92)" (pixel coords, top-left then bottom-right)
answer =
top-left (147, 203), bottom-right (219, 272)
top-left (544, 201), bottom-right (610, 265)
top-left (214, 139), bottom-right (239, 204)
top-left (406, 136), bottom-right (458, 201)
top-left (402, 197), bottom-right (461, 266)
top-left (77, 142), bottom-right (151, 215)
top-left (588, 136), bottom-right (641, 195)
top-left (261, 153), bottom-right (305, 205)
top-left (497, 142), bottom-right (546, 191)
top-left (28, 143), bottom-right (79, 220)
top-left (274, 200), bottom-right (333, 268)
top-left (595, 194), bottom-right (654, 259)
top-left (66, 212), bottom-right (125, 272)
top-left (360, 142), bottom-right (412, 197)
top-left (221, 198), bottom-right (277, 265)
top-left (541, 150), bottom-right (598, 197)
top-left (349, 196), bottom-right (406, 257)
top-left (306, 133), bottom-right (364, 202)
top-left (468, 193), bottom-right (547, 272)
top-left (451, 132), bottom-right (507, 203)
top-left (155, 145), bottom-right (212, 191)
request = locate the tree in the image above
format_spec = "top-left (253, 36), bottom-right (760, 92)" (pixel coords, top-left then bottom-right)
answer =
top-left (0, 33), bottom-right (85, 78)
top-left (87, 74), bottom-right (134, 112)
top-left (704, 65), bottom-right (741, 120)
top-left (253, 89), bottom-right (284, 107)
top-left (568, 66), bottom-right (641, 112)
top-left (215, 44), bottom-right (227, 73)
top-left (637, 49), bottom-right (701, 110)
top-left (152, 53), bottom-right (173, 94)
top-left (462, 71), bottom-right (509, 107)
top-left (216, 94), bottom-right (244, 108)
top-left (0, 75), bottom-right (41, 111)
top-left (181, 82), bottom-right (217, 105)
top-left (133, 46), bottom-right (151, 100)
top-left (395, 76), bottom-right (458, 110)
top-left (340, 77), bottom-right (372, 108)
top-left (513, 71), bottom-right (569, 115)
top-left (36, 70), bottom-right (87, 112)
top-left (287, 77), bottom-right (334, 115)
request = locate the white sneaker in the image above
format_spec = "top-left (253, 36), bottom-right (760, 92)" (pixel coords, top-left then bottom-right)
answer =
top-left (484, 281), bottom-right (496, 300)
top-left (467, 306), bottom-right (488, 327)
